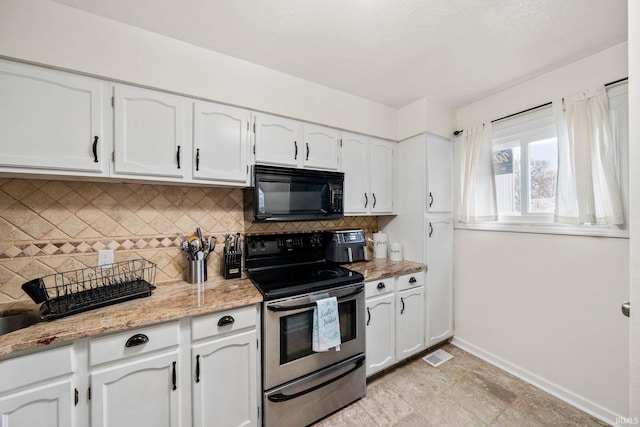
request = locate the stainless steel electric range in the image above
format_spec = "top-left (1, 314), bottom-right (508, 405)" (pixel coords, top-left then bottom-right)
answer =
top-left (245, 232), bottom-right (366, 427)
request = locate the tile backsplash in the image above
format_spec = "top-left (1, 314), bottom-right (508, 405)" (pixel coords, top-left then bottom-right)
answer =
top-left (0, 178), bottom-right (377, 304)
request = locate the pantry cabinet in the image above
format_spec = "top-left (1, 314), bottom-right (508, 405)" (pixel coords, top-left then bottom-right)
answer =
top-left (112, 84), bottom-right (188, 180)
top-left (0, 59), bottom-right (108, 177)
top-left (342, 134), bottom-right (395, 215)
top-left (364, 278), bottom-right (396, 376)
top-left (425, 215), bottom-right (454, 347)
top-left (426, 134), bottom-right (454, 213)
top-left (191, 306), bottom-right (258, 427)
top-left (0, 344), bottom-right (78, 427)
top-left (192, 101), bottom-right (251, 185)
top-left (395, 273), bottom-right (425, 361)
top-left (380, 133), bottom-right (455, 349)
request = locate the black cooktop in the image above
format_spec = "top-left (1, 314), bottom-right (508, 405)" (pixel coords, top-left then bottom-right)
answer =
top-left (246, 262), bottom-right (363, 300)
top-left (244, 232), bottom-right (364, 300)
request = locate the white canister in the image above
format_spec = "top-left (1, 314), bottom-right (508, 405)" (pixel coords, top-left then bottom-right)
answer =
top-left (373, 232), bottom-right (388, 258)
top-left (389, 242), bottom-right (403, 262)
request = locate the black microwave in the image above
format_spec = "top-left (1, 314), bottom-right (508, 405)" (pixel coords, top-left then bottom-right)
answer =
top-left (244, 165), bottom-right (344, 222)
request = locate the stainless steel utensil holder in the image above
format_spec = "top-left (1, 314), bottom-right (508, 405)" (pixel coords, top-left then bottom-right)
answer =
top-left (21, 259), bottom-right (156, 320)
top-left (222, 250), bottom-right (241, 279)
top-left (187, 259), bottom-right (207, 284)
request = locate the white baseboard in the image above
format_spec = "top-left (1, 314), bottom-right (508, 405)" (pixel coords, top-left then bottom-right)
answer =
top-left (450, 336), bottom-right (624, 427)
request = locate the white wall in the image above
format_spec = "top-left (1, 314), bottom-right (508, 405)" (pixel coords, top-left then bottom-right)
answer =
top-left (397, 96), bottom-right (455, 140)
top-left (628, 0), bottom-right (640, 419)
top-left (0, 0), bottom-right (397, 140)
top-left (453, 43), bottom-right (630, 423)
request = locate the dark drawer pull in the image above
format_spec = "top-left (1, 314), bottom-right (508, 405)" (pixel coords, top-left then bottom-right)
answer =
top-left (409, 277), bottom-right (417, 284)
top-left (217, 315), bottom-right (235, 327)
top-left (377, 282), bottom-right (385, 290)
top-left (125, 333), bottom-right (149, 348)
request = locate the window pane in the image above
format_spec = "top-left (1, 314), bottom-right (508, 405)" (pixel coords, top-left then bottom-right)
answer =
top-left (528, 138), bottom-right (557, 213)
top-left (494, 145), bottom-right (521, 215)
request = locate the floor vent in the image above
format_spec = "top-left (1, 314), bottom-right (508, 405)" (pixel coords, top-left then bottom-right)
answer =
top-left (423, 349), bottom-right (453, 367)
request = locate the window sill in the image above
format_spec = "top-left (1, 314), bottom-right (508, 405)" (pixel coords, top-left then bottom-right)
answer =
top-left (455, 220), bottom-right (629, 238)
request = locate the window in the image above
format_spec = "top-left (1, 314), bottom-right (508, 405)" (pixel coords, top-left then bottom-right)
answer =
top-left (456, 82), bottom-right (628, 237)
top-left (492, 105), bottom-right (557, 223)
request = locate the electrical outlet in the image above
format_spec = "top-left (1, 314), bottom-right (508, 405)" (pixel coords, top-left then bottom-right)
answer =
top-left (98, 249), bottom-right (114, 266)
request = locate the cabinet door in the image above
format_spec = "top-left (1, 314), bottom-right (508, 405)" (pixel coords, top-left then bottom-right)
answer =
top-left (302, 124), bottom-right (339, 170)
top-left (113, 84), bottom-right (187, 179)
top-left (90, 351), bottom-right (181, 427)
top-left (341, 133), bottom-right (370, 214)
top-left (0, 59), bottom-right (107, 176)
top-left (426, 135), bottom-right (454, 213)
top-left (192, 329), bottom-right (257, 427)
top-left (370, 138), bottom-right (394, 213)
top-left (193, 101), bottom-right (250, 184)
top-left (426, 215), bottom-right (454, 346)
top-left (396, 286), bottom-right (425, 361)
top-left (253, 113), bottom-right (300, 167)
top-left (365, 293), bottom-right (395, 377)
top-left (0, 380), bottom-right (75, 427)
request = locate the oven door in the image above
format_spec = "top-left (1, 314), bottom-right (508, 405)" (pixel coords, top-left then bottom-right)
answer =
top-left (263, 283), bottom-right (365, 390)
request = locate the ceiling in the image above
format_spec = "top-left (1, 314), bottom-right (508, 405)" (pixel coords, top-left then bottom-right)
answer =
top-left (52, 0), bottom-right (627, 109)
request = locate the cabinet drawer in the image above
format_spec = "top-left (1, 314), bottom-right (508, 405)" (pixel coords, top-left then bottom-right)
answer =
top-left (89, 321), bottom-right (180, 366)
top-left (365, 277), bottom-right (394, 298)
top-left (191, 305), bottom-right (256, 341)
top-left (0, 344), bottom-right (75, 394)
top-left (396, 272), bottom-right (425, 292)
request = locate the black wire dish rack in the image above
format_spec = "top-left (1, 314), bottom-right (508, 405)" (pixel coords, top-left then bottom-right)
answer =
top-left (21, 259), bottom-right (157, 320)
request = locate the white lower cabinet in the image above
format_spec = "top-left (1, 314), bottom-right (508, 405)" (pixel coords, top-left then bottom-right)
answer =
top-left (364, 271), bottom-right (426, 377)
top-left (88, 321), bottom-right (182, 427)
top-left (0, 380), bottom-right (75, 427)
top-left (0, 305), bottom-right (261, 427)
top-left (0, 344), bottom-right (78, 427)
top-left (395, 273), bottom-right (425, 362)
top-left (90, 351), bottom-right (181, 427)
top-left (191, 306), bottom-right (258, 427)
top-left (364, 278), bottom-right (395, 376)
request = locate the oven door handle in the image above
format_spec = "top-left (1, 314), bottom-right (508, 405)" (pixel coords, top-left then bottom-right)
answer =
top-left (266, 286), bottom-right (364, 312)
top-left (267, 354), bottom-right (366, 403)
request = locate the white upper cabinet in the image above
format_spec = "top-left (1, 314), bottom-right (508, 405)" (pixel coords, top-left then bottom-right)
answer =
top-left (253, 113), bottom-right (301, 167)
top-left (341, 133), bottom-right (370, 214)
top-left (113, 84), bottom-right (188, 179)
top-left (0, 59), bottom-right (108, 176)
top-left (193, 101), bottom-right (250, 185)
top-left (369, 138), bottom-right (394, 214)
top-left (302, 124), bottom-right (340, 170)
top-left (426, 135), bottom-right (454, 213)
top-left (342, 134), bottom-right (395, 215)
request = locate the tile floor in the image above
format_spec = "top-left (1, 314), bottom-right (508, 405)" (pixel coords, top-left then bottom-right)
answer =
top-left (314, 343), bottom-right (609, 427)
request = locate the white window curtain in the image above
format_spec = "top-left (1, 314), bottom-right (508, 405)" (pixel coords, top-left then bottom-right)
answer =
top-left (554, 86), bottom-right (624, 225)
top-left (458, 123), bottom-right (498, 223)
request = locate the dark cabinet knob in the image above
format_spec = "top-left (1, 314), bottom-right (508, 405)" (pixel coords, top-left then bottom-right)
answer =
top-left (377, 282), bottom-right (385, 290)
top-left (409, 277), bottom-right (417, 284)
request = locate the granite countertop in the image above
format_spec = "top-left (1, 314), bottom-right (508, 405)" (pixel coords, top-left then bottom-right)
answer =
top-left (346, 258), bottom-right (426, 282)
top-left (0, 276), bottom-right (262, 358)
top-left (0, 258), bottom-right (425, 358)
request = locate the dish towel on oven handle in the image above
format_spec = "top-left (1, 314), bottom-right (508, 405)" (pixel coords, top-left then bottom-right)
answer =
top-left (312, 296), bottom-right (341, 352)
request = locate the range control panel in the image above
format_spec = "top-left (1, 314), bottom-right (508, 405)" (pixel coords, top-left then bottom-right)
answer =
top-left (245, 233), bottom-right (324, 258)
